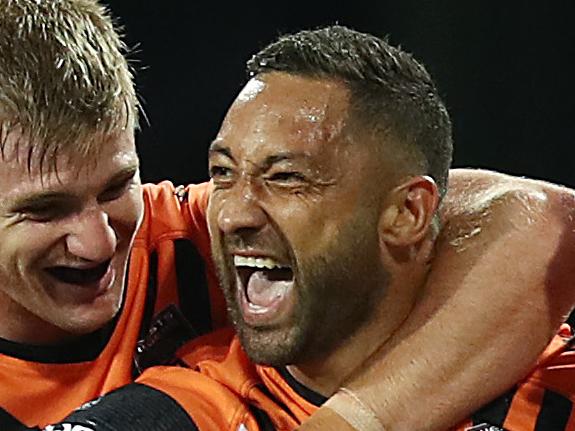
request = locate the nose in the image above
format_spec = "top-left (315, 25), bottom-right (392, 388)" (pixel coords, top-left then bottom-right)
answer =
top-left (66, 208), bottom-right (117, 262)
top-left (216, 182), bottom-right (268, 235)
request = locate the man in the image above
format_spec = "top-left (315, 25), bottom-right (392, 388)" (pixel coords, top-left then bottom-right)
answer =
top-left (41, 26), bottom-right (575, 431)
top-left (0, 3), bottom-right (572, 429)
top-left (0, 1), bottom-right (222, 428)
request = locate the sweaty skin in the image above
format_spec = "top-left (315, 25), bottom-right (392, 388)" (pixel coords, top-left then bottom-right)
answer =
top-left (298, 168), bottom-right (575, 431)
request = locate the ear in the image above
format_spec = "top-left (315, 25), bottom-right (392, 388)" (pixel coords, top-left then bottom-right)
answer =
top-left (379, 175), bottom-right (440, 247)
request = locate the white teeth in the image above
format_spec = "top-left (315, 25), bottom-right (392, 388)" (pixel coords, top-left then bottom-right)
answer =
top-left (233, 255), bottom-right (288, 270)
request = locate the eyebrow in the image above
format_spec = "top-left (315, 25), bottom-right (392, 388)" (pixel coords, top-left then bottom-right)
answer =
top-left (10, 165), bottom-right (139, 211)
top-left (208, 143), bottom-right (234, 161)
top-left (209, 143), bottom-right (308, 171)
top-left (104, 165), bottom-right (139, 187)
top-left (262, 152), bottom-right (302, 167)
top-left (11, 192), bottom-right (71, 212)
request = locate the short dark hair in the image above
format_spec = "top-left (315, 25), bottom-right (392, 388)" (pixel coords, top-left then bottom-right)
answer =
top-left (247, 25), bottom-right (453, 197)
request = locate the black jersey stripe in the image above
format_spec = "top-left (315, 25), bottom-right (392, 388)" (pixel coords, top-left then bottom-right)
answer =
top-left (249, 404), bottom-right (276, 431)
top-left (276, 367), bottom-right (328, 407)
top-left (133, 251), bottom-right (159, 377)
top-left (534, 389), bottom-right (572, 431)
top-left (174, 239), bottom-right (212, 336)
top-left (566, 309), bottom-right (575, 328)
top-left (0, 407), bottom-right (28, 431)
top-left (140, 250), bottom-right (159, 340)
top-left (471, 387), bottom-right (517, 427)
top-left (57, 383), bottom-right (198, 431)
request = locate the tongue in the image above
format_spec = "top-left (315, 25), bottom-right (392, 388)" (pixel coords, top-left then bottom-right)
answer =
top-left (246, 270), bottom-right (292, 307)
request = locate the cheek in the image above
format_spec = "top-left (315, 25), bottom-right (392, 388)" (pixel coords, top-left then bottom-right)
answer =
top-left (109, 189), bottom-right (144, 237)
top-left (267, 200), bottom-right (345, 256)
top-left (0, 225), bottom-right (58, 275)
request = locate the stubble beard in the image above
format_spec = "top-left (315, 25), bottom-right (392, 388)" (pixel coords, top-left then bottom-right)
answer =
top-left (214, 217), bottom-right (388, 368)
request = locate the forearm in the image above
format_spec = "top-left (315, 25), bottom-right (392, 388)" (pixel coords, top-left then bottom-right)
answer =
top-left (339, 274), bottom-right (557, 431)
top-left (301, 287), bottom-right (556, 431)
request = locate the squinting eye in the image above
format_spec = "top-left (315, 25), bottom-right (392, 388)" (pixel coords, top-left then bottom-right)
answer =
top-left (99, 179), bottom-right (132, 202)
top-left (268, 172), bottom-right (306, 182)
top-left (209, 166), bottom-right (233, 179)
top-left (23, 205), bottom-right (68, 222)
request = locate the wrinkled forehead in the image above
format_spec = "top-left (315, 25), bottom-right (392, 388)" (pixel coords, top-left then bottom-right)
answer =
top-left (218, 73), bottom-right (352, 157)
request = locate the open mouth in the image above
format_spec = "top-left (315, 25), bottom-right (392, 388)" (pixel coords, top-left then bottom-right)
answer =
top-left (45, 260), bottom-right (112, 286)
top-left (234, 255), bottom-right (296, 325)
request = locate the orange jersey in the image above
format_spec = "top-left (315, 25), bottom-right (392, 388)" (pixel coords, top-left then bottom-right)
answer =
top-left (46, 325), bottom-right (575, 431)
top-left (0, 181), bottom-right (226, 429)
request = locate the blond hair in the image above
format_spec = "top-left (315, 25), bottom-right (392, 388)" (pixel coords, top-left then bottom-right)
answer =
top-left (0, 0), bottom-right (139, 172)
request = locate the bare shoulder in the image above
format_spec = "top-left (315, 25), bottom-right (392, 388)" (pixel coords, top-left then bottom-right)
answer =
top-left (440, 168), bottom-right (575, 248)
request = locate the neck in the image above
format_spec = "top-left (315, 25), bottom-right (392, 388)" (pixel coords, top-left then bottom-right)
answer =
top-left (287, 260), bottom-right (429, 397)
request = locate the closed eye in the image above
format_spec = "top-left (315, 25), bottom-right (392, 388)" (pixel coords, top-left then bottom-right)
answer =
top-left (98, 175), bottom-right (136, 203)
top-left (267, 172), bottom-right (306, 183)
top-left (18, 201), bottom-right (72, 222)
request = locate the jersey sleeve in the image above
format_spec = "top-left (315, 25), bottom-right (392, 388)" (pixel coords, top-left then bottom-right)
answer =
top-left (468, 328), bottom-right (575, 431)
top-left (40, 366), bottom-right (259, 431)
top-left (41, 383), bottom-right (199, 431)
top-left (140, 181), bottom-right (226, 326)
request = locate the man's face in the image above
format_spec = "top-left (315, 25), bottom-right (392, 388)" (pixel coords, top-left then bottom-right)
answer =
top-left (208, 73), bottom-right (390, 366)
top-left (0, 128), bottom-right (143, 343)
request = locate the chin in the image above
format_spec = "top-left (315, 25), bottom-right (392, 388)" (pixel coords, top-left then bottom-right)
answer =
top-left (60, 294), bottom-right (122, 335)
top-left (237, 324), bottom-right (306, 367)
top-left (60, 312), bottom-right (116, 336)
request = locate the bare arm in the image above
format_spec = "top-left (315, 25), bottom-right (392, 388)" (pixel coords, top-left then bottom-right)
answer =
top-left (299, 169), bottom-right (575, 431)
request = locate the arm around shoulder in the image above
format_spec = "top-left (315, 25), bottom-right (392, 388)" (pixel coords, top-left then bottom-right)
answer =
top-left (300, 170), bottom-right (575, 431)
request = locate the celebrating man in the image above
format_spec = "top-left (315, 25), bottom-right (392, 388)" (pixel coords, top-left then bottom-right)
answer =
top-left (41, 26), bottom-right (575, 431)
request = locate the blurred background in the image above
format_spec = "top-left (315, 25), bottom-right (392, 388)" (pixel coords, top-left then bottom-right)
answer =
top-left (104, 1), bottom-right (575, 188)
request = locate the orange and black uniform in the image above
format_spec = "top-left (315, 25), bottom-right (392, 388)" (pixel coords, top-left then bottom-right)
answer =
top-left (46, 325), bottom-right (575, 431)
top-left (0, 182), bottom-right (226, 429)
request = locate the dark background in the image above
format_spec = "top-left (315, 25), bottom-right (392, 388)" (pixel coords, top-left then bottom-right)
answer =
top-left (103, 1), bottom-right (575, 188)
